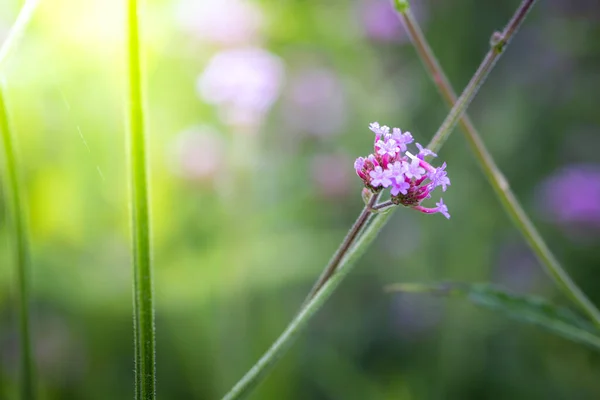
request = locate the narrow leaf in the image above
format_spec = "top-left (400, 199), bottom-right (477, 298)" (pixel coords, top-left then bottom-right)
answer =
top-left (386, 282), bottom-right (600, 351)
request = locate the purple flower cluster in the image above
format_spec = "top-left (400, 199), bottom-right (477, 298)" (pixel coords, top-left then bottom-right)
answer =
top-left (354, 122), bottom-right (451, 218)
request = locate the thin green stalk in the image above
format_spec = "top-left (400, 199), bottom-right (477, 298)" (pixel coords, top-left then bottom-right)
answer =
top-left (126, 0), bottom-right (155, 398)
top-left (222, 2), bottom-right (538, 398)
top-left (0, 3), bottom-right (42, 398)
top-left (396, 3), bottom-right (600, 328)
top-left (371, 200), bottom-right (395, 211)
top-left (418, 0), bottom-right (538, 154)
top-left (0, 85), bottom-right (35, 399)
top-left (221, 211), bottom-right (394, 400)
top-left (301, 193), bottom-right (379, 306)
top-left (0, 0), bottom-right (40, 72)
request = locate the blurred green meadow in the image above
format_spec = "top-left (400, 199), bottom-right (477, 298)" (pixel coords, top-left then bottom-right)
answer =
top-left (2, 0), bottom-right (600, 398)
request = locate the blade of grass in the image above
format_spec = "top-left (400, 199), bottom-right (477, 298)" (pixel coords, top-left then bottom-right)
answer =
top-left (0, 2), bottom-right (42, 398)
top-left (394, 2), bottom-right (600, 328)
top-left (386, 282), bottom-right (600, 350)
top-left (221, 2), bottom-right (538, 399)
top-left (0, 0), bottom-right (40, 72)
top-left (0, 84), bottom-right (35, 399)
top-left (126, 0), bottom-right (155, 398)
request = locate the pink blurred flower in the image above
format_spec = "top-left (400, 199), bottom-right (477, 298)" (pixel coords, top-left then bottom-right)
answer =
top-left (360, 0), bottom-right (404, 42)
top-left (171, 126), bottom-right (225, 182)
top-left (538, 164), bottom-right (600, 229)
top-left (311, 153), bottom-right (353, 199)
top-left (197, 47), bottom-right (285, 126)
top-left (358, 0), bottom-right (427, 43)
top-left (176, 0), bottom-right (264, 46)
top-left (283, 67), bottom-right (347, 137)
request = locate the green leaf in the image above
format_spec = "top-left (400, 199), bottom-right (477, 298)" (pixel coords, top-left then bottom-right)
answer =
top-left (385, 282), bottom-right (600, 351)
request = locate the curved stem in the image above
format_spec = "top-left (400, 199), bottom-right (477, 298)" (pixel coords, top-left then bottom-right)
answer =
top-left (0, 83), bottom-right (35, 400)
top-left (397, 4), bottom-right (600, 328)
top-left (126, 0), bottom-right (156, 398)
top-left (221, 211), bottom-right (394, 400)
top-left (0, 0), bottom-right (40, 72)
top-left (301, 193), bottom-right (379, 307)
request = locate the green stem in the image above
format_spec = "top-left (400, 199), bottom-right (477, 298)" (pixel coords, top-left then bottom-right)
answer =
top-left (221, 2), bottom-right (539, 398)
top-left (301, 193), bottom-right (379, 307)
top-left (0, 0), bottom-right (40, 72)
top-left (221, 211), bottom-right (394, 400)
top-left (0, 84), bottom-right (35, 399)
top-left (396, 3), bottom-right (600, 328)
top-left (421, 0), bottom-right (538, 154)
top-left (371, 200), bottom-right (395, 212)
top-left (126, 0), bottom-right (155, 398)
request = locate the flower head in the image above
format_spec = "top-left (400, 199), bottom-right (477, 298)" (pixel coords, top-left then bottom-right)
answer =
top-left (354, 122), bottom-right (451, 219)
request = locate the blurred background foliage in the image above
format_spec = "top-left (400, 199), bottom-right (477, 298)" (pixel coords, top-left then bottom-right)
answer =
top-left (1, 0), bottom-right (600, 399)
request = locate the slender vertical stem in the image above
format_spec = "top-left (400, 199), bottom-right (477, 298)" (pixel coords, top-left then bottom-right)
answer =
top-left (0, 3), bottom-right (42, 398)
top-left (0, 0), bottom-right (40, 72)
top-left (221, 2), bottom-right (539, 398)
top-left (0, 84), bottom-right (35, 399)
top-left (126, 0), bottom-right (155, 398)
top-left (396, 3), bottom-right (600, 328)
top-left (301, 193), bottom-right (379, 306)
top-left (421, 0), bottom-right (538, 154)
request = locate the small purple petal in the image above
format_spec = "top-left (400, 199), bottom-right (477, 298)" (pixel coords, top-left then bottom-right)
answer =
top-left (354, 157), bottom-right (368, 180)
top-left (403, 158), bottom-right (425, 180)
top-left (390, 179), bottom-right (410, 196)
top-left (367, 154), bottom-right (379, 167)
top-left (376, 138), bottom-right (399, 157)
top-left (436, 198), bottom-right (450, 219)
top-left (389, 160), bottom-right (406, 177)
top-left (369, 166), bottom-right (392, 188)
top-left (416, 142), bottom-right (437, 158)
top-left (354, 157), bottom-right (365, 171)
top-left (391, 128), bottom-right (414, 152)
top-left (429, 162), bottom-right (450, 191)
top-left (369, 122), bottom-right (390, 137)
